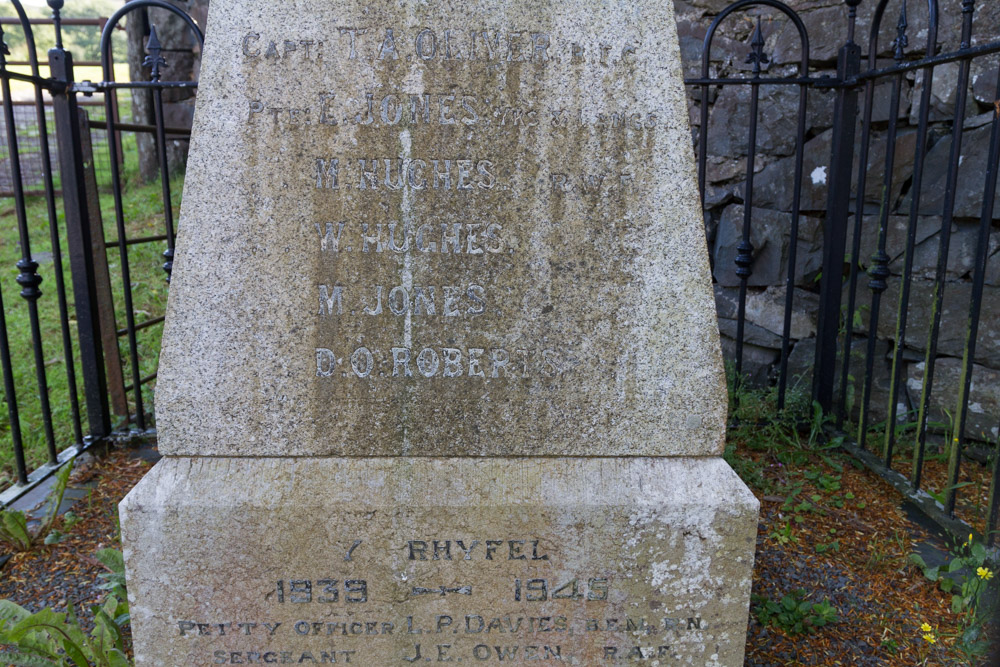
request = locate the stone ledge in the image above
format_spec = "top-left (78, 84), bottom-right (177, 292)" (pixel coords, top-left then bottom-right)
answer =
top-left (121, 456), bottom-right (758, 666)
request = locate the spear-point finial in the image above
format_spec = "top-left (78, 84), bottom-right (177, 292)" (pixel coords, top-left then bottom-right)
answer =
top-left (892, 0), bottom-right (909, 61)
top-left (47, 0), bottom-right (64, 49)
top-left (0, 22), bottom-right (9, 64)
top-left (745, 16), bottom-right (770, 76)
top-left (143, 25), bottom-right (167, 81)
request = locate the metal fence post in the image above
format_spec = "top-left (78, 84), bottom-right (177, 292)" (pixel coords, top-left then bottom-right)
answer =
top-left (813, 22), bottom-right (861, 414)
top-left (48, 46), bottom-right (112, 439)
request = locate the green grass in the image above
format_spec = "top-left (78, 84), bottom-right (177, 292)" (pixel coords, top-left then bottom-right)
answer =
top-left (0, 131), bottom-right (182, 487)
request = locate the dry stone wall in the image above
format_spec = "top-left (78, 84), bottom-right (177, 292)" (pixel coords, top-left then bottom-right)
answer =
top-left (674, 0), bottom-right (1000, 442)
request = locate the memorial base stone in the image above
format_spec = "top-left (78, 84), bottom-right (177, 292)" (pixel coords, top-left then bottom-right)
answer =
top-left (121, 457), bottom-right (757, 666)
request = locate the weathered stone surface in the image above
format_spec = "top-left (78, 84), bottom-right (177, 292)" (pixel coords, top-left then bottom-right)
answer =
top-left (745, 128), bottom-right (917, 212)
top-left (738, 129), bottom-right (831, 212)
top-left (987, 247), bottom-right (1000, 287)
top-left (907, 124), bottom-right (1000, 219)
top-left (720, 335), bottom-right (779, 384)
top-left (715, 285), bottom-right (818, 342)
top-left (850, 214), bottom-right (941, 273)
top-left (122, 457), bottom-right (758, 666)
top-left (157, 0), bottom-right (727, 457)
top-left (905, 222), bottom-right (1000, 281)
top-left (786, 335), bottom-right (892, 422)
top-left (869, 68), bottom-right (913, 124)
top-left (909, 63), bottom-right (978, 125)
top-left (970, 57), bottom-right (999, 106)
top-left (706, 85), bottom-right (832, 159)
top-left (770, 6), bottom-right (871, 65)
top-left (713, 205), bottom-right (823, 287)
top-left (906, 359), bottom-right (1000, 443)
top-left (856, 280), bottom-right (1000, 370)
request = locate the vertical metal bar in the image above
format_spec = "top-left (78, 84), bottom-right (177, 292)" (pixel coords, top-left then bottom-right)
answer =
top-left (145, 27), bottom-right (176, 280)
top-left (0, 286), bottom-right (26, 485)
top-left (857, 1), bottom-right (913, 451)
top-left (102, 45), bottom-right (145, 431)
top-left (815, 38), bottom-right (862, 414)
top-left (100, 17), bottom-right (125, 170)
top-left (884, 66), bottom-right (937, 469)
top-left (0, 26), bottom-right (57, 463)
top-left (837, 76), bottom-right (875, 427)
top-left (778, 22), bottom-right (812, 411)
top-left (733, 18), bottom-right (769, 393)
top-left (21, 5), bottom-right (84, 446)
top-left (49, 47), bottom-right (112, 440)
top-left (988, 421), bottom-right (1000, 547)
top-left (884, 0), bottom-right (939, 470)
top-left (944, 64), bottom-right (1000, 517)
top-left (857, 65), bottom-right (905, 451)
top-left (0, 14), bottom-right (27, 484)
top-left (913, 0), bottom-right (974, 489)
top-left (777, 85), bottom-right (808, 410)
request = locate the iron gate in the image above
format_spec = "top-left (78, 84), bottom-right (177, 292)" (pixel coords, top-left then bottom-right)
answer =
top-left (692, 0), bottom-right (1000, 543)
top-left (0, 0), bottom-right (201, 505)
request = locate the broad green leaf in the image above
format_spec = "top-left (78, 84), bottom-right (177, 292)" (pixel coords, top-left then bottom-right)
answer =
top-left (38, 463), bottom-right (73, 541)
top-left (94, 607), bottom-right (124, 653)
top-left (0, 600), bottom-right (33, 626)
top-left (60, 638), bottom-right (91, 667)
top-left (107, 649), bottom-right (132, 667)
top-left (0, 651), bottom-right (61, 667)
top-left (1, 512), bottom-right (32, 550)
top-left (94, 549), bottom-right (125, 576)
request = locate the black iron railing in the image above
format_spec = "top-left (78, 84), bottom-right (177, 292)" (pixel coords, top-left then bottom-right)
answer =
top-left (692, 0), bottom-right (1000, 544)
top-left (0, 0), bottom-right (201, 505)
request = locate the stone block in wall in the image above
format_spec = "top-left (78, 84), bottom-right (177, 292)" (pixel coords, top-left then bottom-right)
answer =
top-left (852, 279), bottom-right (1000, 370)
top-left (705, 155), bottom-right (746, 184)
top-left (906, 359), bottom-right (1000, 443)
top-left (718, 317), bottom-right (783, 349)
top-left (741, 129), bottom-right (831, 211)
top-left (715, 285), bottom-right (819, 341)
top-left (869, 68), bottom-right (914, 123)
top-left (903, 221), bottom-right (1000, 281)
top-left (746, 128), bottom-right (916, 212)
top-left (971, 57), bottom-right (999, 107)
top-left (863, 129), bottom-right (919, 211)
top-left (720, 335), bottom-right (779, 385)
top-left (987, 249), bottom-right (1000, 287)
top-left (851, 214), bottom-right (941, 273)
top-left (770, 5), bottom-right (871, 65)
top-left (785, 335), bottom-right (892, 422)
top-left (909, 63), bottom-right (979, 124)
top-left (675, 16), bottom-right (742, 78)
top-left (706, 84), bottom-right (834, 158)
top-left (714, 205), bottom-right (823, 286)
top-left (906, 123), bottom-right (1000, 219)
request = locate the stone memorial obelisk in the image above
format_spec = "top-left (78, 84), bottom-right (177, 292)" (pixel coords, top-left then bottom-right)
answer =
top-left (120, 0), bottom-right (759, 663)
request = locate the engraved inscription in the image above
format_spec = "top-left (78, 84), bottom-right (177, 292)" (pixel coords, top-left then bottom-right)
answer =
top-left (242, 28), bottom-right (640, 67)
